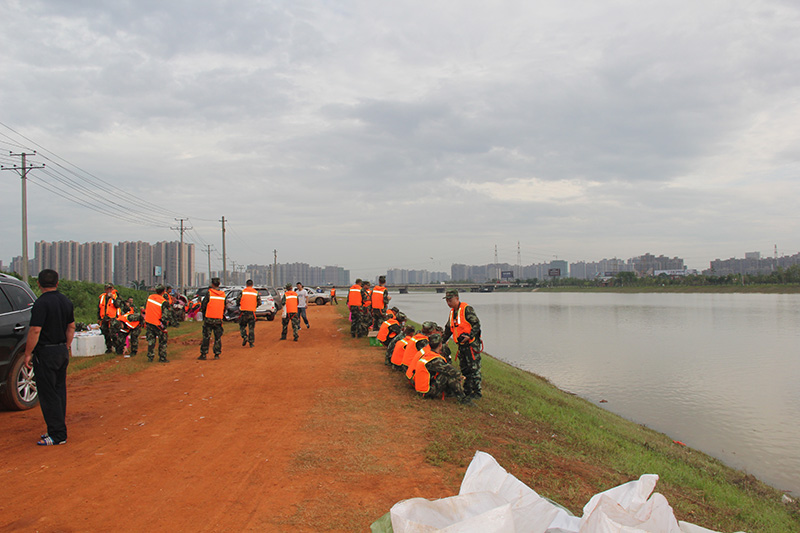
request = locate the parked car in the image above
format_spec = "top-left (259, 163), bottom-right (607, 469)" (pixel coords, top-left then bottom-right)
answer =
top-left (0, 273), bottom-right (37, 410)
top-left (223, 287), bottom-right (282, 321)
top-left (307, 287), bottom-right (331, 306)
top-left (255, 287), bottom-right (278, 321)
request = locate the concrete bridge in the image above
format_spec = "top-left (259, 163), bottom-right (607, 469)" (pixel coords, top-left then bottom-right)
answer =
top-left (386, 283), bottom-right (497, 294)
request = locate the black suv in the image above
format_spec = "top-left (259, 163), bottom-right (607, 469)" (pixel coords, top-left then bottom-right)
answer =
top-left (0, 273), bottom-right (37, 410)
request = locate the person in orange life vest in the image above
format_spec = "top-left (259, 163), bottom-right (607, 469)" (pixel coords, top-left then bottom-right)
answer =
top-left (442, 288), bottom-right (483, 400)
top-left (280, 283), bottom-right (301, 341)
top-left (199, 278), bottom-right (226, 360)
top-left (401, 321), bottom-right (436, 374)
top-left (378, 310), bottom-right (405, 352)
top-left (144, 285), bottom-right (171, 362)
top-left (122, 297), bottom-right (137, 314)
top-left (371, 276), bottom-right (391, 331)
top-left (98, 283), bottom-right (120, 354)
top-left (237, 279), bottom-right (261, 347)
top-left (330, 287), bottom-right (337, 305)
top-left (405, 322), bottom-right (442, 383)
top-left (347, 278), bottom-right (363, 338)
top-left (388, 325), bottom-right (416, 371)
top-left (385, 306), bottom-right (399, 320)
top-left (114, 310), bottom-right (142, 357)
top-left (413, 334), bottom-right (471, 405)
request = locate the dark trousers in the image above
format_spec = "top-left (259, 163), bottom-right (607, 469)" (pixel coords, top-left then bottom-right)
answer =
top-left (298, 307), bottom-right (309, 326)
top-left (33, 345), bottom-right (70, 442)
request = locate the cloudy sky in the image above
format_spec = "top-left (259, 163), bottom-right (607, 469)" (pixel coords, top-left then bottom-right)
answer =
top-left (2, 0), bottom-right (799, 280)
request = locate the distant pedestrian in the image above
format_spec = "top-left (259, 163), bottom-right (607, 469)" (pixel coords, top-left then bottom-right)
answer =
top-left (238, 280), bottom-right (260, 347)
top-left (330, 287), bottom-right (337, 305)
top-left (280, 283), bottom-right (300, 341)
top-left (371, 276), bottom-right (390, 330)
top-left (23, 269), bottom-right (75, 446)
top-left (199, 278), bottom-right (225, 360)
top-left (295, 282), bottom-right (311, 328)
top-left (442, 289), bottom-right (483, 400)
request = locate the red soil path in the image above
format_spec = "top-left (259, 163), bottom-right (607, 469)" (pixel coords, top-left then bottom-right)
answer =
top-left (0, 306), bottom-right (455, 531)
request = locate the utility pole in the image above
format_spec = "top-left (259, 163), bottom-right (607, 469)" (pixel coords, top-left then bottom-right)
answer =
top-left (171, 218), bottom-right (192, 294)
top-left (494, 244), bottom-right (499, 281)
top-left (273, 249), bottom-right (277, 287)
top-left (2, 152), bottom-right (45, 286)
top-left (204, 244), bottom-right (215, 284)
top-left (220, 216), bottom-right (227, 285)
top-left (517, 241), bottom-right (521, 280)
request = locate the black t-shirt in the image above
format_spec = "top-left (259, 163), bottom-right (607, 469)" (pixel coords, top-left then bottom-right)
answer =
top-left (30, 290), bottom-right (75, 347)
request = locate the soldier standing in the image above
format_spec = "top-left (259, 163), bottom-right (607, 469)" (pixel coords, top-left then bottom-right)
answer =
top-left (199, 278), bottom-right (225, 360)
top-left (358, 280), bottom-right (372, 337)
top-left (347, 279), bottom-right (363, 338)
top-left (442, 289), bottom-right (483, 400)
top-left (144, 285), bottom-right (171, 362)
top-left (238, 280), bottom-right (261, 347)
top-left (98, 283), bottom-right (120, 354)
top-left (371, 276), bottom-right (390, 331)
top-left (330, 287), bottom-right (337, 305)
top-left (280, 283), bottom-right (300, 341)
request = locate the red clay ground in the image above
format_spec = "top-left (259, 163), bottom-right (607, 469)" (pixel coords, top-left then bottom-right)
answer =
top-left (0, 306), bottom-right (456, 532)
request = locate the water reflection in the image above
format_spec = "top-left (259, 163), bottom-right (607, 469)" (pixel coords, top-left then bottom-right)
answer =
top-left (392, 291), bottom-right (800, 494)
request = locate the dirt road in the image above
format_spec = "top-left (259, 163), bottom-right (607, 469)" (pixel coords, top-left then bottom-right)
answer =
top-left (1, 306), bottom-right (454, 531)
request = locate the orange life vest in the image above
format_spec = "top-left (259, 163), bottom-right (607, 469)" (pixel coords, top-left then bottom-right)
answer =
top-left (330, 288), bottom-right (336, 297)
top-left (406, 345), bottom-right (431, 380)
top-left (99, 291), bottom-right (119, 319)
top-left (240, 287), bottom-right (258, 312)
top-left (347, 284), bottom-right (362, 306)
top-left (205, 288), bottom-right (226, 320)
top-left (371, 286), bottom-right (387, 309)
top-left (449, 302), bottom-right (473, 341)
top-left (391, 336), bottom-right (411, 366)
top-left (118, 312), bottom-right (141, 332)
top-left (362, 288), bottom-right (372, 307)
top-left (385, 309), bottom-right (395, 320)
top-left (415, 351), bottom-right (447, 393)
top-left (402, 333), bottom-right (428, 368)
top-left (284, 290), bottom-right (298, 313)
top-left (145, 294), bottom-right (165, 326)
top-left (377, 318), bottom-right (399, 343)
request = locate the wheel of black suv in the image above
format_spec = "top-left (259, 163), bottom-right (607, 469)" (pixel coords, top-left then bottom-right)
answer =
top-left (1, 352), bottom-right (38, 410)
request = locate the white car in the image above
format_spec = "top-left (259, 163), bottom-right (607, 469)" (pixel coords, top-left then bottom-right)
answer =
top-left (255, 287), bottom-right (279, 321)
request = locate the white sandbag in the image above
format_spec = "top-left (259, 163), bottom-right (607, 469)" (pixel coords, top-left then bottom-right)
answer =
top-left (390, 451), bottom-right (737, 533)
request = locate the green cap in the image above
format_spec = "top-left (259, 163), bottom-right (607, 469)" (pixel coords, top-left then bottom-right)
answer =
top-left (285, 283), bottom-right (292, 290)
top-left (154, 284), bottom-right (165, 291)
top-left (422, 321), bottom-right (437, 331)
top-left (104, 283), bottom-right (113, 289)
top-left (444, 289), bottom-right (459, 299)
top-left (396, 312), bottom-right (407, 322)
top-left (427, 333), bottom-right (442, 346)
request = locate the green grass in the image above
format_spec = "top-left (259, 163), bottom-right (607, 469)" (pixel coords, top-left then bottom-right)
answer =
top-left (337, 302), bottom-right (800, 531)
top-left (535, 285), bottom-right (800, 294)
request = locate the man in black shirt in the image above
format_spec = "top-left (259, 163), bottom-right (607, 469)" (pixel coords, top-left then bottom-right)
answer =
top-left (23, 269), bottom-right (75, 446)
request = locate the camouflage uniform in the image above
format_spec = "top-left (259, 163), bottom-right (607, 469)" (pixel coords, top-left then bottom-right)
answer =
top-left (281, 312), bottom-right (300, 340)
top-left (443, 302), bottom-right (482, 399)
top-left (110, 319), bottom-right (123, 354)
top-left (421, 354), bottom-right (467, 401)
top-left (201, 319), bottom-right (224, 357)
top-left (239, 311), bottom-right (256, 346)
top-left (357, 285), bottom-right (372, 337)
top-left (115, 315), bottom-right (141, 355)
top-left (146, 323), bottom-right (168, 361)
top-left (349, 305), bottom-right (361, 337)
top-left (280, 290), bottom-right (301, 340)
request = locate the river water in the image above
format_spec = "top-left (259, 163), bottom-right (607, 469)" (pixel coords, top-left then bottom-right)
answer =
top-left (390, 291), bottom-right (800, 495)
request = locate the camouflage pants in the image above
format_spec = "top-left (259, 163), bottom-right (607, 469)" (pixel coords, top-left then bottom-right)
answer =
top-left (281, 312), bottom-right (300, 340)
top-left (457, 341), bottom-right (482, 398)
top-left (356, 307), bottom-right (371, 337)
top-left (423, 371), bottom-right (466, 400)
top-left (349, 306), bottom-right (361, 337)
top-left (201, 319), bottom-right (224, 356)
top-left (239, 311), bottom-right (256, 345)
top-left (100, 318), bottom-right (114, 352)
top-left (125, 327), bottom-right (140, 354)
top-left (146, 323), bottom-right (168, 360)
top-left (371, 308), bottom-right (385, 331)
top-left (110, 321), bottom-right (123, 354)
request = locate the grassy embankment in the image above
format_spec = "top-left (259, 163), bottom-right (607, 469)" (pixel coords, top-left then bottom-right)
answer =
top-left (335, 305), bottom-right (800, 532)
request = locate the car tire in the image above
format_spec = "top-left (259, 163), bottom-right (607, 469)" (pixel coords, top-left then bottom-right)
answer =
top-left (1, 351), bottom-right (38, 411)
top-left (266, 313), bottom-right (275, 321)
top-left (316, 297), bottom-right (325, 305)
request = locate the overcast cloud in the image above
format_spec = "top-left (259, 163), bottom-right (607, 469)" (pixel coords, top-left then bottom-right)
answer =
top-left (1, 0), bottom-right (799, 279)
